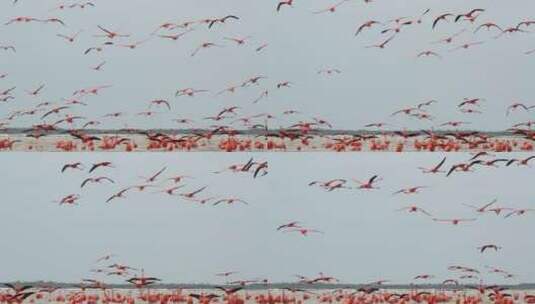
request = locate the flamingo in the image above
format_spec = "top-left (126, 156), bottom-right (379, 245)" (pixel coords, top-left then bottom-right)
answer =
top-left (61, 162), bottom-right (84, 173)
top-left (95, 25), bottom-right (130, 39)
top-left (158, 29), bottom-right (194, 41)
top-left (180, 186), bottom-right (208, 199)
top-left (419, 157), bottom-right (446, 173)
top-left (285, 228), bottom-right (324, 236)
top-left (277, 221), bottom-right (302, 231)
top-left (57, 30), bottom-right (83, 42)
top-left (191, 42), bottom-right (222, 57)
top-left (506, 156), bottom-right (535, 166)
top-left (463, 199), bottom-right (497, 214)
top-left (106, 188), bottom-right (130, 203)
top-left (312, 0), bottom-right (349, 14)
top-left (507, 103), bottom-right (535, 115)
top-left (450, 41), bottom-right (484, 52)
top-left (89, 161), bottom-right (114, 173)
top-left (366, 36), bottom-right (395, 49)
top-left (141, 167), bottom-right (167, 183)
top-left (432, 13), bottom-right (453, 29)
top-left (417, 50), bottom-right (442, 59)
top-left (475, 22), bottom-right (502, 33)
top-left (91, 61), bottom-right (106, 71)
top-left (455, 9), bottom-right (485, 23)
top-left (397, 206), bottom-right (432, 216)
top-left (353, 175), bottom-right (382, 190)
top-left (478, 244), bottom-right (502, 253)
top-left (208, 15), bottom-right (240, 28)
top-left (505, 209), bottom-right (534, 218)
top-left (26, 84), bottom-right (45, 96)
top-left (213, 198), bottom-right (248, 206)
top-left (393, 186), bottom-right (427, 195)
top-left (81, 177), bottom-right (115, 188)
top-left (432, 218), bottom-right (477, 225)
top-left (277, 0), bottom-right (293, 12)
top-left (432, 29), bottom-right (465, 44)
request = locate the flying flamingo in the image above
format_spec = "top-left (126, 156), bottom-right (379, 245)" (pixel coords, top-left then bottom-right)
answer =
top-left (26, 84), bottom-right (45, 96)
top-left (463, 199), bottom-right (497, 214)
top-left (155, 185), bottom-right (186, 196)
top-left (95, 254), bottom-right (116, 263)
top-left (176, 88), bottom-right (209, 97)
top-left (199, 15), bottom-right (235, 28)
top-left (215, 271), bottom-right (238, 277)
top-left (455, 9), bottom-right (485, 23)
top-left (475, 23), bottom-right (503, 33)
top-left (494, 27), bottom-right (528, 39)
top-left (432, 218), bottom-right (477, 225)
top-left (81, 177), bottom-right (115, 188)
top-left (61, 162), bottom-right (84, 173)
top-left (419, 157), bottom-right (446, 173)
top-left (180, 186), bottom-right (208, 199)
top-left (285, 228), bottom-right (324, 236)
top-left (308, 179), bottom-right (348, 191)
top-left (366, 36), bottom-right (395, 49)
top-left (397, 206), bottom-right (432, 216)
top-left (506, 156), bottom-right (535, 166)
top-left (318, 68), bottom-right (341, 75)
top-left (119, 38), bottom-right (152, 49)
top-left (458, 97), bottom-right (485, 108)
top-left (89, 161), bottom-right (114, 173)
top-left (106, 188), bottom-right (130, 203)
top-left (414, 274), bottom-right (434, 280)
top-left (95, 25), bottom-right (130, 39)
top-left (213, 198), bottom-right (248, 206)
top-left (224, 36), bottom-right (252, 46)
top-left (312, 0), bottom-right (349, 14)
top-left (215, 287), bottom-right (243, 295)
top-left (504, 209), bottom-right (534, 218)
top-left (57, 30), bottom-right (83, 42)
top-left (506, 103), bottom-right (535, 115)
top-left (446, 161), bottom-right (482, 176)
top-left (450, 41), bottom-right (484, 52)
top-left (432, 13), bottom-right (453, 29)
top-left (393, 186), bottom-right (427, 195)
top-left (191, 42), bottom-right (222, 57)
top-left (277, 0), bottom-right (293, 12)
top-left (0, 45), bottom-right (16, 52)
top-left (478, 244), bottom-right (501, 253)
top-left (433, 30), bottom-right (466, 46)
top-left (5, 16), bottom-right (39, 25)
top-left (158, 29), bottom-right (194, 41)
top-left (417, 50), bottom-right (442, 59)
top-left (57, 194), bottom-right (81, 206)
top-left (277, 221), bottom-right (302, 231)
top-left (140, 167), bottom-right (167, 183)
top-left (41, 106), bottom-right (69, 119)
top-left (91, 61), bottom-right (106, 71)
top-left (353, 175), bottom-right (382, 190)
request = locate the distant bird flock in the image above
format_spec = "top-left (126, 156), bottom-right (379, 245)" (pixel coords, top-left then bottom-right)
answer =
top-left (2, 151), bottom-right (535, 301)
top-left (2, 1), bottom-right (535, 302)
top-left (0, 1), bottom-right (534, 151)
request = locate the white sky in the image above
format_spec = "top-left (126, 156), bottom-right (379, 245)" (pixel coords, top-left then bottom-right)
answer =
top-left (0, 0), bottom-right (534, 130)
top-left (1, 152), bottom-right (534, 284)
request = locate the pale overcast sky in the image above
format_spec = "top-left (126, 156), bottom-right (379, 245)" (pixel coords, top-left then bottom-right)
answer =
top-left (1, 152), bottom-right (534, 284)
top-left (0, 0), bottom-right (534, 130)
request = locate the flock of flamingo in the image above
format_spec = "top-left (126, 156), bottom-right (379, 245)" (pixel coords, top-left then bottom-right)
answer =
top-left (0, 1), bottom-right (534, 151)
top-left (2, 0), bottom-right (535, 304)
top-left (2, 151), bottom-right (535, 303)
top-left (4, 282), bottom-right (535, 304)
